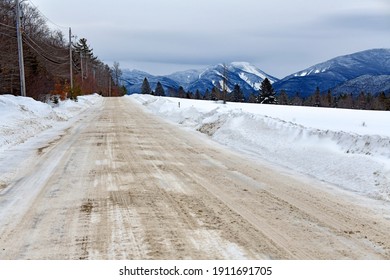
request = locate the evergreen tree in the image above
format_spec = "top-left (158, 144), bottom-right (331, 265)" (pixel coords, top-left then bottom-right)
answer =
top-left (376, 92), bottom-right (388, 110)
top-left (259, 78), bottom-right (276, 104)
top-left (232, 84), bottom-right (244, 102)
top-left (195, 89), bottom-right (201, 100)
top-left (291, 93), bottom-right (303, 106)
top-left (278, 90), bottom-right (289, 105)
top-left (73, 38), bottom-right (96, 60)
top-left (155, 81), bottom-right (165, 96)
top-left (204, 89), bottom-right (211, 100)
top-left (357, 92), bottom-right (366, 109)
top-left (314, 87), bottom-right (321, 107)
top-left (211, 87), bottom-right (218, 101)
top-left (323, 90), bottom-right (333, 107)
top-left (248, 93), bottom-right (258, 103)
top-left (178, 86), bottom-right (186, 98)
top-left (141, 77), bottom-right (152, 95)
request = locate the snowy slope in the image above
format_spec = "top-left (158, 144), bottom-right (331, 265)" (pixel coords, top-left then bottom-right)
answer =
top-left (123, 62), bottom-right (278, 96)
top-left (274, 49), bottom-right (390, 96)
top-left (173, 62), bottom-right (278, 94)
top-left (129, 94), bottom-right (390, 203)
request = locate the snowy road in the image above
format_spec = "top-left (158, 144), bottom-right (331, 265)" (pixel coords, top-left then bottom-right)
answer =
top-left (1, 97), bottom-right (390, 259)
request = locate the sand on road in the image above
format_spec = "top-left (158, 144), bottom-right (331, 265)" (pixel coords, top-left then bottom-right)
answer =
top-left (0, 97), bottom-right (389, 259)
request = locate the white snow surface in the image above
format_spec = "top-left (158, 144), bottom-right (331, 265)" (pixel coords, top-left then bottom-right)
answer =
top-left (129, 94), bottom-right (390, 203)
top-left (231, 62), bottom-right (268, 81)
top-left (0, 94), bottom-right (103, 153)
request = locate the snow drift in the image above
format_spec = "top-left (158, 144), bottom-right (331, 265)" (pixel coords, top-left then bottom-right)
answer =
top-left (129, 94), bottom-right (390, 202)
top-left (0, 94), bottom-right (103, 153)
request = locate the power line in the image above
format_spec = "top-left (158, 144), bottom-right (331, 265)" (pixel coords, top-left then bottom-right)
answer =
top-left (0, 31), bottom-right (16, 39)
top-left (0, 22), bottom-right (16, 29)
top-left (22, 37), bottom-right (69, 65)
top-left (26, 0), bottom-right (69, 31)
top-left (23, 32), bottom-right (69, 61)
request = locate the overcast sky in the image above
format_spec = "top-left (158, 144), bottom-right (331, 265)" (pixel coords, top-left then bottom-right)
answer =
top-left (31, 0), bottom-right (390, 78)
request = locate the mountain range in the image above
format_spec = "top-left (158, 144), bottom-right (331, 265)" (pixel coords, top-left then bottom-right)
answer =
top-left (121, 49), bottom-right (390, 97)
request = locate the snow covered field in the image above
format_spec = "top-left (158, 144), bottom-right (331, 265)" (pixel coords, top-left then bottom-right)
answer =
top-left (129, 94), bottom-right (390, 203)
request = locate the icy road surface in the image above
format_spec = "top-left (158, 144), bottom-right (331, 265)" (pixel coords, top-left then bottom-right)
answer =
top-left (1, 97), bottom-right (390, 259)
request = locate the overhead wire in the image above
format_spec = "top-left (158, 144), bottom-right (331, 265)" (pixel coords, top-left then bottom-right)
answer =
top-left (0, 31), bottom-right (16, 39)
top-left (22, 38), bottom-right (69, 65)
top-left (22, 34), bottom-right (70, 66)
top-left (26, 0), bottom-right (69, 31)
top-left (0, 22), bottom-right (16, 29)
top-left (22, 32), bottom-right (69, 62)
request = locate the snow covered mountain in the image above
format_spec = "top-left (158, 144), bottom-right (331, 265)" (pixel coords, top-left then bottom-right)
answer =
top-left (331, 75), bottom-right (390, 95)
top-left (122, 62), bottom-right (278, 96)
top-left (168, 62), bottom-right (278, 94)
top-left (273, 49), bottom-right (390, 97)
top-left (121, 69), bottom-right (180, 94)
top-left (122, 49), bottom-right (390, 97)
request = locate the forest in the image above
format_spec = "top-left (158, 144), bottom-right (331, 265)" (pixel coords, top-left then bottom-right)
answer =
top-left (140, 76), bottom-right (390, 111)
top-left (0, 0), bottom-right (125, 101)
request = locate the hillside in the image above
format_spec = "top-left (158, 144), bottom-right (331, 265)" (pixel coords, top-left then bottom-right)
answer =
top-left (273, 49), bottom-right (390, 97)
top-left (122, 62), bottom-right (278, 96)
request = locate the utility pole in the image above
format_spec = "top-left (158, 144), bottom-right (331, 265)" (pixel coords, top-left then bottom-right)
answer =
top-left (69, 27), bottom-right (73, 91)
top-left (15, 0), bottom-right (26, 97)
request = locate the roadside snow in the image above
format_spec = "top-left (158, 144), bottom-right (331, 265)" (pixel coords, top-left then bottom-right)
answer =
top-left (129, 94), bottom-right (390, 202)
top-left (0, 94), bottom-right (103, 193)
top-left (0, 94), bottom-right (103, 153)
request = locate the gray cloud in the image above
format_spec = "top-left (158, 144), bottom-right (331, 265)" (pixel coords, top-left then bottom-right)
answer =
top-left (32, 0), bottom-right (390, 77)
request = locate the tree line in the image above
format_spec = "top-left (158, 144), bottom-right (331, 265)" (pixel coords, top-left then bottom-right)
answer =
top-left (140, 76), bottom-right (390, 111)
top-left (0, 0), bottom-right (125, 101)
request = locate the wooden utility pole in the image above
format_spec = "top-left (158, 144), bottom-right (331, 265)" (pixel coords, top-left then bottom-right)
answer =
top-left (15, 0), bottom-right (26, 97)
top-left (69, 27), bottom-right (73, 91)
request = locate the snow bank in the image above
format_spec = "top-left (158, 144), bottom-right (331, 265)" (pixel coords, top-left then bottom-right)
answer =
top-left (129, 94), bottom-right (390, 202)
top-left (0, 94), bottom-right (103, 153)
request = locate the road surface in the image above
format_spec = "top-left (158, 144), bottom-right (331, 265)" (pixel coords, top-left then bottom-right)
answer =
top-left (1, 97), bottom-right (389, 259)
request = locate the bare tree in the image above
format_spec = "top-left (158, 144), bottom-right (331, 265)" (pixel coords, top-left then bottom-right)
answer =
top-left (111, 61), bottom-right (122, 86)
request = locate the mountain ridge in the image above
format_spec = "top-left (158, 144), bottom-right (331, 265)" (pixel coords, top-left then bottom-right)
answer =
top-left (122, 62), bottom-right (278, 96)
top-left (273, 48), bottom-right (390, 97)
top-left (122, 49), bottom-right (390, 97)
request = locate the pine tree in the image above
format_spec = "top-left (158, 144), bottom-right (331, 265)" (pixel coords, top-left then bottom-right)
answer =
top-left (324, 90), bottom-right (333, 107)
top-left (232, 84), bottom-right (244, 102)
top-left (178, 86), bottom-right (186, 98)
top-left (141, 78), bottom-right (152, 95)
top-left (259, 78), bottom-right (276, 104)
top-left (155, 81), bottom-right (165, 96)
top-left (73, 38), bottom-right (97, 61)
top-left (314, 87), bottom-right (321, 107)
top-left (204, 89), bottom-right (211, 100)
top-left (195, 89), bottom-right (201, 99)
top-left (248, 93), bottom-right (258, 103)
top-left (291, 93), bottom-right (303, 106)
top-left (211, 87), bottom-right (218, 101)
top-left (278, 90), bottom-right (289, 105)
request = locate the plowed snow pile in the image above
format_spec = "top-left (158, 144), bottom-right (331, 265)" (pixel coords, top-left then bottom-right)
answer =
top-left (0, 94), bottom-right (103, 153)
top-left (130, 94), bottom-right (390, 202)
